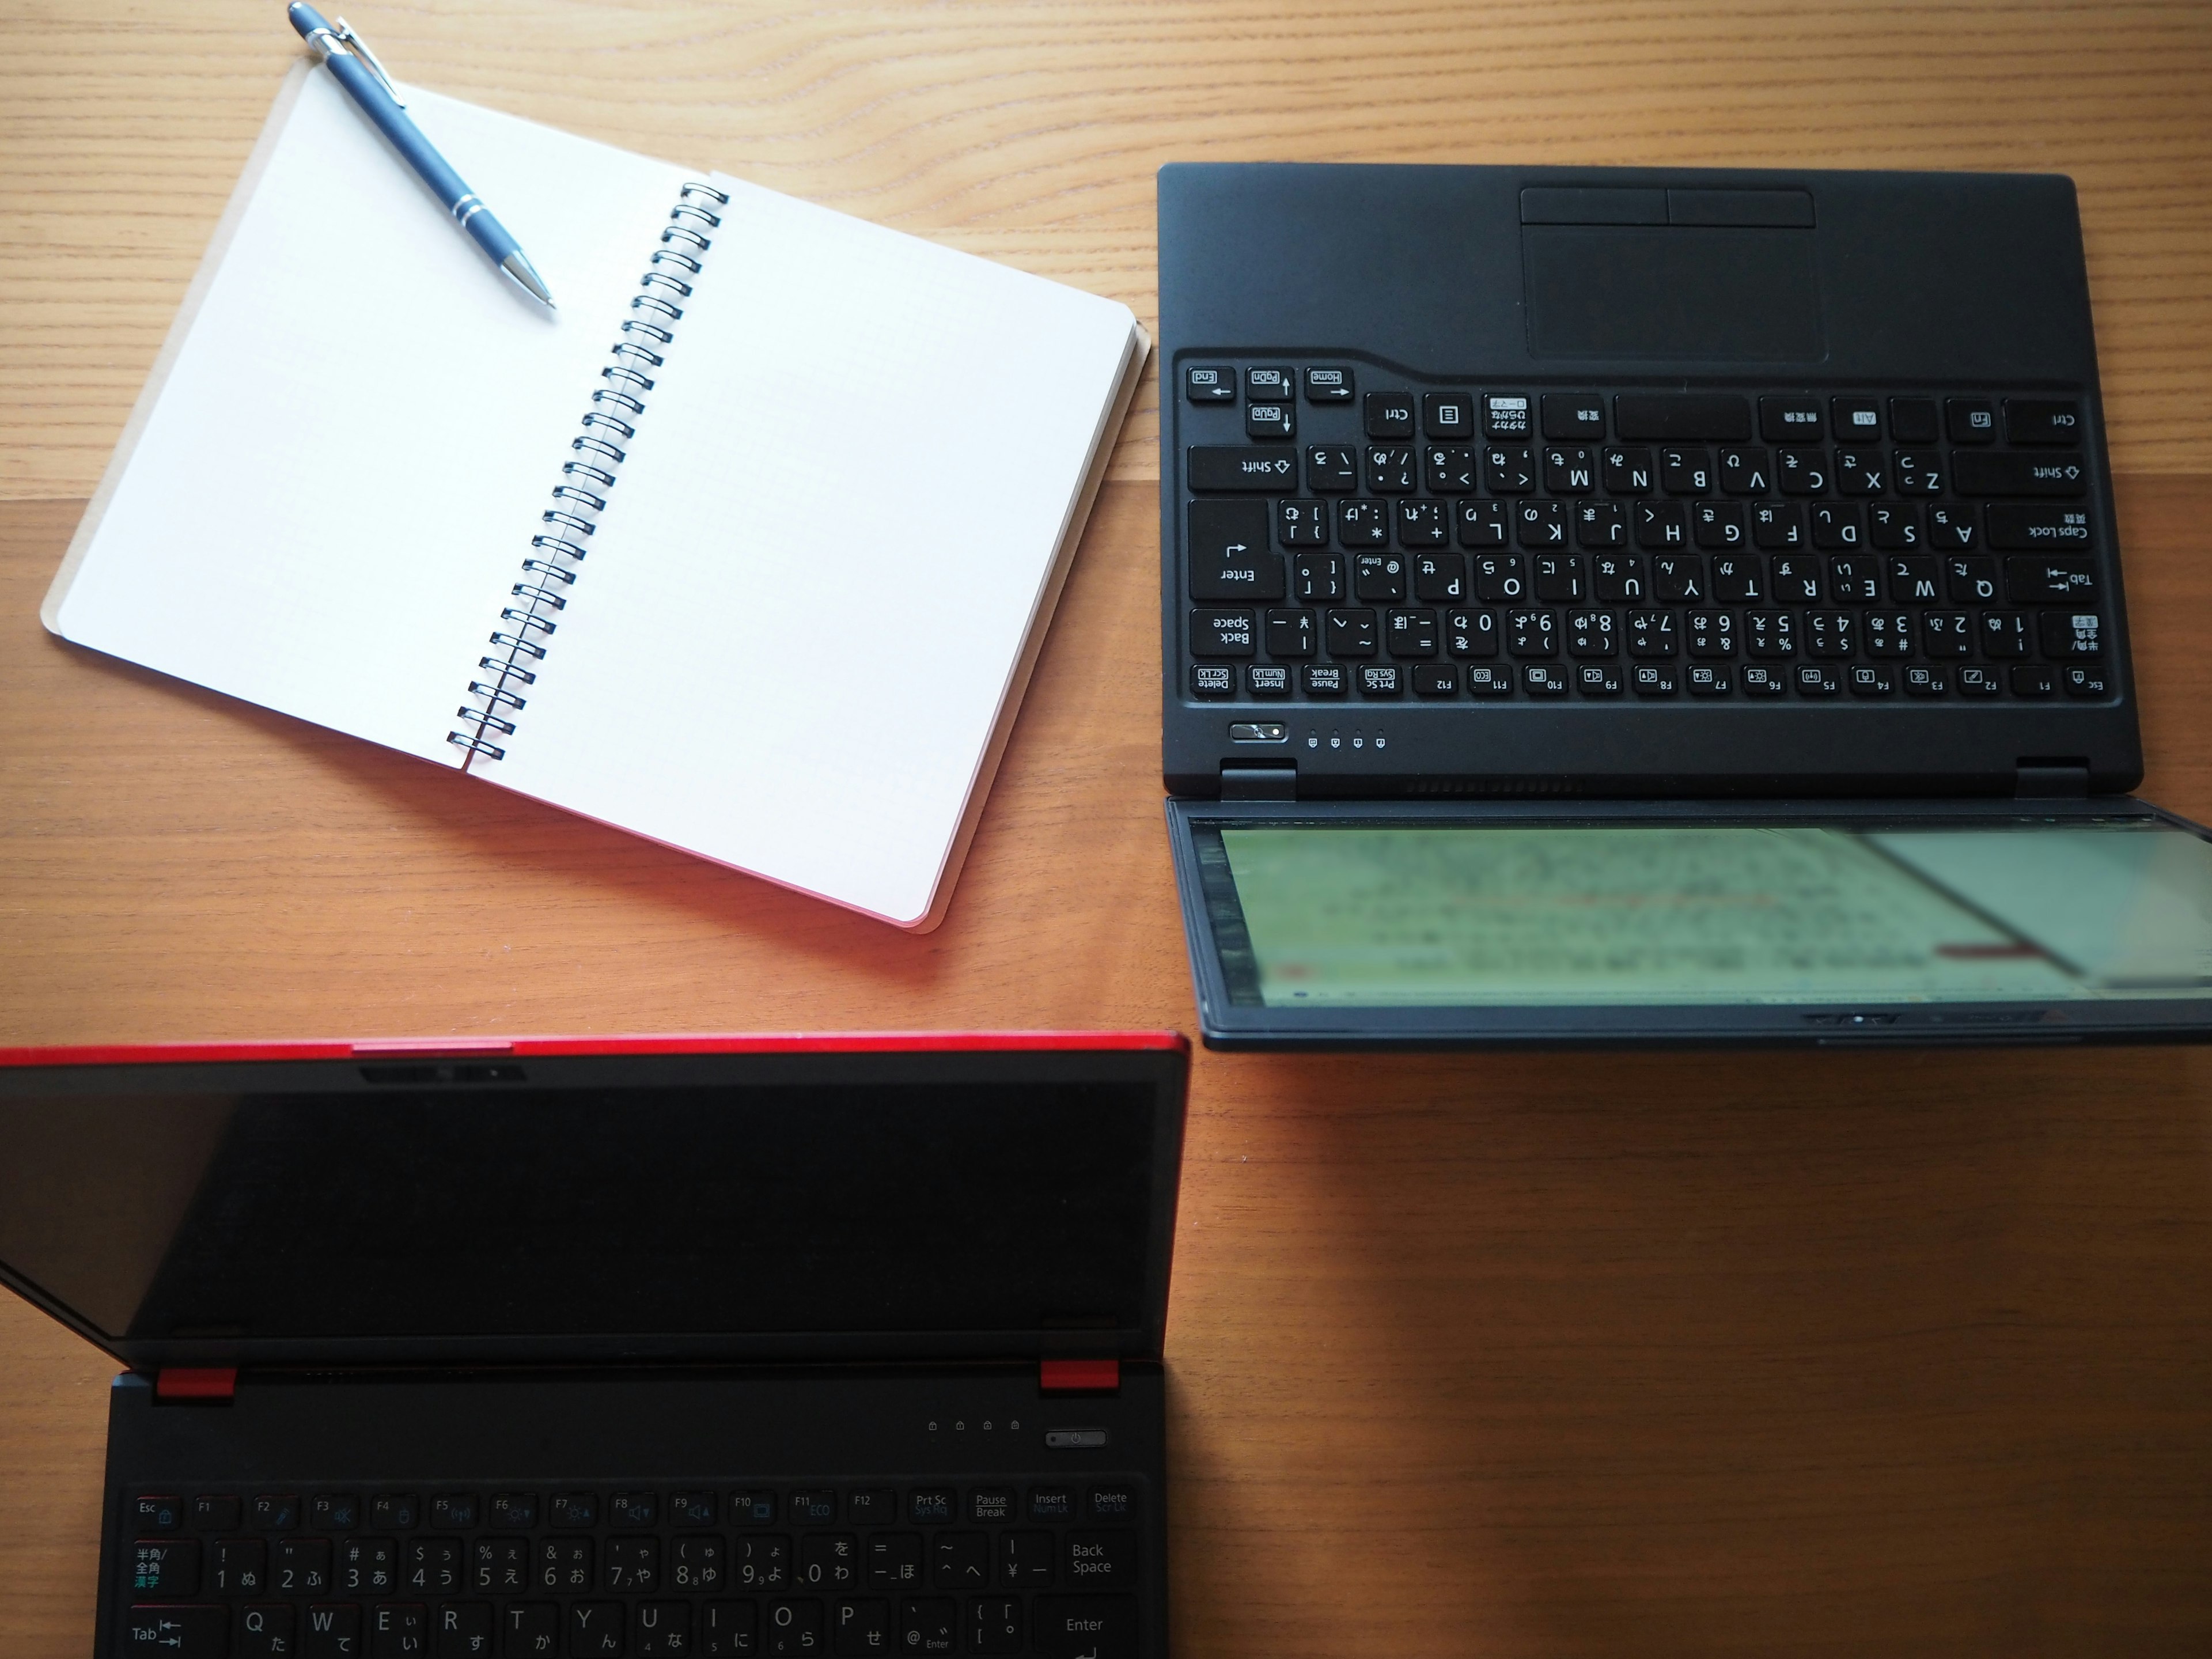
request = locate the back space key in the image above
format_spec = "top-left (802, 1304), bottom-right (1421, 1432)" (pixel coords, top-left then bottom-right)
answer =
top-left (1187, 446), bottom-right (1298, 491)
top-left (1613, 394), bottom-right (1753, 442)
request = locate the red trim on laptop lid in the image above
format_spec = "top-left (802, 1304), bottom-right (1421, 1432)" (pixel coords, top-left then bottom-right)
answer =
top-left (1040, 1358), bottom-right (1121, 1392)
top-left (0, 1032), bottom-right (1188, 1067)
top-left (154, 1368), bottom-right (237, 1402)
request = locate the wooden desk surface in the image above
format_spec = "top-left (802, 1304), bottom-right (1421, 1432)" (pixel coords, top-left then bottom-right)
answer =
top-left (5, 4), bottom-right (2212, 1655)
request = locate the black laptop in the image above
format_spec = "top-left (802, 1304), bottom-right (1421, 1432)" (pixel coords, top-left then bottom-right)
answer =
top-left (0, 1033), bottom-right (1186, 1658)
top-left (1157, 162), bottom-right (2212, 1047)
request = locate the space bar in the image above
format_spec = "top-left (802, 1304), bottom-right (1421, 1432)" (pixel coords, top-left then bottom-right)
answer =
top-left (1612, 393), bottom-right (1753, 442)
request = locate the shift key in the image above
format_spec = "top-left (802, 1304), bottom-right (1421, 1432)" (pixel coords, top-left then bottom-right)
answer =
top-left (1952, 451), bottom-right (2088, 497)
top-left (1188, 446), bottom-right (1298, 491)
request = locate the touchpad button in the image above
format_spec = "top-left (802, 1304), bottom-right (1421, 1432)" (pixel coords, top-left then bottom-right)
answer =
top-left (1524, 225), bottom-right (1826, 361)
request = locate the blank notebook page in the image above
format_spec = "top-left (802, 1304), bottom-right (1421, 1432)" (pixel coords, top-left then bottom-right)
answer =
top-left (44, 66), bottom-right (691, 765)
top-left (479, 176), bottom-right (1140, 925)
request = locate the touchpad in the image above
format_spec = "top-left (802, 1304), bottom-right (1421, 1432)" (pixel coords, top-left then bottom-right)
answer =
top-left (1524, 225), bottom-right (1825, 361)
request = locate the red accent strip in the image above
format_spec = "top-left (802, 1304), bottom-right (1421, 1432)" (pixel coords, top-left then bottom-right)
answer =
top-left (156, 1368), bottom-right (236, 1401)
top-left (0, 1032), bottom-right (1188, 1069)
top-left (1040, 1358), bottom-right (1120, 1392)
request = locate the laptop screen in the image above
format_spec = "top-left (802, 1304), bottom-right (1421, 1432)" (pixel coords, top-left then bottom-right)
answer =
top-left (0, 1047), bottom-right (1183, 1366)
top-left (1196, 816), bottom-right (2212, 1009)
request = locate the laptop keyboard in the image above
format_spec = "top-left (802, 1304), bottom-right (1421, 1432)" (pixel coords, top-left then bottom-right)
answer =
top-left (1180, 365), bottom-right (2111, 703)
top-left (120, 1481), bottom-right (1144, 1657)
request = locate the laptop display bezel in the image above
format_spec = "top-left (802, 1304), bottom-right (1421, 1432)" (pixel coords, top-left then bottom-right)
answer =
top-left (0, 1036), bottom-right (1188, 1374)
top-left (1168, 796), bottom-right (2212, 1048)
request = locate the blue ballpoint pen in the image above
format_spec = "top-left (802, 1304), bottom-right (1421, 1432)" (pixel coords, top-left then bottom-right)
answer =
top-left (286, 2), bottom-right (555, 309)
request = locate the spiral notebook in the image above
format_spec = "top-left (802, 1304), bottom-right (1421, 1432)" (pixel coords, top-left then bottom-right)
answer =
top-left (43, 64), bottom-right (1147, 930)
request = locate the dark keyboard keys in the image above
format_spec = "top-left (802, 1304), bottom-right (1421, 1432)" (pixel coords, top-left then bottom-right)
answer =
top-left (276, 1539), bottom-right (331, 1597)
top-left (1422, 391), bottom-right (1474, 437)
top-left (1830, 397), bottom-right (1881, 440)
top-left (1338, 500), bottom-right (1388, 545)
top-left (737, 1536), bottom-right (790, 1590)
top-left (1363, 391), bottom-right (1414, 438)
top-left (1484, 444), bottom-right (1535, 494)
top-left (1290, 552), bottom-right (1342, 603)
top-left (130, 1540), bottom-right (199, 1597)
top-left (1927, 504), bottom-right (1976, 549)
top-left (251, 1496), bottom-right (299, 1533)
top-left (190, 1497), bottom-right (240, 1533)
top-left (1614, 392), bottom-right (1751, 442)
top-left (429, 1495), bottom-right (478, 1532)
top-left (538, 1538), bottom-right (593, 1594)
top-left (1888, 396), bottom-right (1939, 443)
top-left (1946, 555), bottom-right (1999, 604)
top-left (238, 1603), bottom-right (294, 1658)
top-left (1474, 554), bottom-right (1525, 604)
top-left (211, 1539), bottom-right (266, 1597)
top-left (570, 1601), bottom-right (626, 1656)
top-left (868, 1533), bottom-right (923, 1589)
top-left (1277, 499), bottom-right (1330, 546)
top-left (732, 1490), bottom-right (779, 1528)
top-left (489, 1494), bottom-right (536, 1532)
top-left (1987, 505), bottom-right (2092, 551)
top-left (1186, 445), bottom-right (1297, 491)
top-left (1952, 450), bottom-right (2086, 497)
top-left (135, 1497), bottom-right (184, 1534)
top-left (1191, 608), bottom-right (1257, 656)
top-left (1947, 396), bottom-right (1997, 442)
top-left (1425, 445), bottom-right (1479, 493)
top-left (1542, 446), bottom-right (1596, 494)
top-left (1064, 1532), bottom-right (1135, 1587)
top-left (1483, 395), bottom-right (1532, 437)
top-left (899, 1598), bottom-right (957, 1656)
top-left (1455, 499), bottom-right (1508, 547)
top-left (1303, 365), bottom-right (1354, 402)
top-left (1031, 1596), bottom-right (1139, 1659)
top-left (550, 1494), bottom-right (598, 1529)
top-left (607, 1537), bottom-right (661, 1592)
top-left (1353, 553), bottom-right (1406, 601)
top-left (473, 1539), bottom-right (528, 1594)
top-left (2005, 397), bottom-right (2084, 444)
top-left (369, 1494), bottom-right (418, 1531)
top-left (703, 1601), bottom-right (757, 1657)
top-left (1305, 444), bottom-right (1359, 493)
top-left (672, 1536), bottom-right (727, 1593)
top-left (2039, 611), bottom-right (2103, 657)
top-left (1183, 363), bottom-right (1234, 403)
top-left (1245, 400), bottom-right (1294, 440)
top-left (1265, 608), bottom-right (1316, 658)
top-left (800, 1535), bottom-right (859, 1590)
top-left (1660, 446), bottom-right (1712, 494)
top-left (1776, 448), bottom-right (1828, 494)
top-left (1243, 366), bottom-right (1293, 403)
top-left (340, 1538), bottom-right (394, 1597)
top-left (2005, 555), bottom-right (2096, 603)
top-left (123, 1605), bottom-right (226, 1657)
top-left (836, 1598), bottom-right (893, 1658)
top-left (1602, 446), bottom-right (1653, 495)
top-left (2012, 663), bottom-right (2059, 697)
top-left (1541, 393), bottom-right (1606, 439)
top-left (968, 1599), bottom-right (1022, 1656)
top-left (1327, 609), bottom-right (1378, 656)
top-left (1719, 445), bottom-right (1771, 494)
top-left (1759, 395), bottom-right (1822, 442)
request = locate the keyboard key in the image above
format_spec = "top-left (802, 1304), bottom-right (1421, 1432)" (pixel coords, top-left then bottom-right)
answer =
top-left (1412, 663), bottom-right (1459, 697)
top-left (1387, 608), bottom-right (1440, 656)
top-left (1247, 664), bottom-right (1290, 696)
top-left (369, 1494), bottom-right (418, 1532)
top-left (1425, 445), bottom-right (1479, 493)
top-left (188, 1498), bottom-right (238, 1534)
top-left (733, 1490), bottom-right (779, 1528)
top-left (1483, 395), bottom-right (1532, 437)
top-left (1303, 365), bottom-right (1354, 403)
top-left (2039, 611), bottom-right (2103, 657)
top-left (2063, 664), bottom-right (2111, 696)
top-left (1455, 499), bottom-right (1508, 548)
top-left (1517, 502), bottom-right (1568, 550)
top-left (1602, 446), bottom-right (1654, 495)
top-left (1414, 552), bottom-right (1467, 603)
top-left (899, 1599), bottom-right (957, 1657)
top-left (1809, 503), bottom-right (1863, 548)
top-left (1947, 397), bottom-right (1997, 443)
top-left (843, 1491), bottom-right (895, 1527)
top-left (1887, 556), bottom-right (1938, 602)
top-left (1358, 664), bottom-right (1404, 696)
top-left (1759, 396), bottom-right (1822, 443)
top-left (1710, 554), bottom-right (1759, 603)
top-left (1627, 611), bottom-right (1675, 657)
top-left (1979, 612), bottom-right (2029, 658)
top-left (212, 1539), bottom-right (266, 1596)
top-left (1291, 552), bottom-right (1342, 604)
top-left (703, 1601), bottom-right (757, 1657)
top-left (1484, 445), bottom-right (1535, 494)
top-left (1867, 503), bottom-right (1921, 549)
top-left (123, 1606), bottom-right (226, 1657)
top-left (2005, 397), bottom-right (2084, 445)
top-left (1032, 1595), bottom-right (1140, 1659)
top-left (1593, 552), bottom-right (1645, 603)
top-left (1828, 556), bottom-right (1880, 603)
top-left (1466, 664), bottom-right (1513, 695)
top-left (1614, 393), bottom-right (1752, 441)
top-left (238, 1603), bottom-right (294, 1658)
top-left (1187, 445), bottom-right (1297, 491)
top-left (1522, 664), bottom-right (1570, 695)
top-left (1183, 364), bottom-right (1234, 403)
top-left (131, 1540), bottom-right (200, 1597)
top-left (637, 1601), bottom-right (692, 1658)
top-left (1305, 444), bottom-right (1359, 493)
top-left (867, 1533), bottom-right (923, 1590)
top-left (1794, 662), bottom-right (1839, 695)
top-left (1543, 446), bottom-right (1597, 494)
top-left (473, 1539), bottom-right (527, 1595)
top-left (1566, 611), bottom-right (1615, 657)
top-left (836, 1598), bottom-right (893, 1658)
top-left (1987, 505), bottom-right (2092, 551)
top-left (1397, 500), bottom-right (1448, 546)
top-left (430, 1495), bottom-right (478, 1531)
top-left (1776, 449), bottom-right (1828, 495)
top-left (1751, 502), bottom-right (1804, 549)
top-left (1863, 612), bottom-right (1914, 657)
top-left (1542, 393), bottom-right (1607, 438)
top-left (537, 1539), bottom-right (593, 1593)
top-left (1692, 502), bottom-right (1745, 550)
top-left (569, 1601), bottom-right (625, 1656)
top-left (1740, 665), bottom-right (1787, 696)
top-left (1927, 504), bottom-right (1977, 549)
top-left (798, 1534), bottom-right (859, 1590)
top-left (549, 1494), bottom-right (597, 1530)
top-left (1958, 665), bottom-right (2001, 696)
top-left (2011, 663), bottom-right (2058, 696)
top-left (1921, 611), bottom-right (1971, 657)
top-left (1191, 608), bottom-right (1257, 656)
top-left (1686, 664), bottom-right (1733, 695)
top-left (1324, 502), bottom-right (1383, 551)
top-left (738, 1537), bottom-right (790, 1591)
top-left (1903, 664), bottom-right (1949, 696)
top-left (1506, 610), bottom-right (1557, 658)
top-left (1363, 391), bottom-right (1414, 438)
top-left (1830, 397), bottom-right (1882, 440)
top-left (1244, 366), bottom-right (1294, 403)
top-left (1945, 555), bottom-right (1999, 604)
top-left (1445, 609), bottom-right (1500, 658)
top-left (135, 1497), bottom-right (184, 1534)
top-left (1804, 611), bottom-right (1854, 658)
top-left (276, 1539), bottom-right (331, 1597)
top-left (1634, 503), bottom-right (1687, 550)
top-left (1631, 663), bottom-right (1678, 696)
top-left (1684, 612), bottom-right (1736, 658)
top-left (1353, 553), bottom-right (1407, 602)
top-left (1952, 450), bottom-right (2087, 497)
top-left (1245, 401), bottom-right (1294, 440)
top-left (1834, 450), bottom-right (1884, 495)
top-left (1888, 397), bottom-right (1939, 443)
top-left (607, 1537), bottom-right (662, 1592)
top-left (1848, 664), bottom-right (1895, 696)
top-left (308, 1604), bottom-right (364, 1654)
top-left (1718, 445), bottom-right (1771, 494)
top-left (1422, 392), bottom-right (1475, 437)
top-left (1188, 513), bottom-right (1282, 597)
top-left (2005, 555), bottom-right (2096, 603)
top-left (1265, 608), bottom-right (1316, 658)
top-left (968, 1598), bottom-right (1022, 1657)
top-left (1746, 612), bottom-right (1796, 658)
top-left (930, 1533), bottom-right (990, 1592)
top-left (251, 1496), bottom-right (299, 1533)
top-left (1660, 446), bottom-right (1713, 495)
top-left (488, 1494), bottom-right (536, 1532)
top-left (1893, 450), bottom-right (1944, 495)
top-left (1577, 502), bottom-right (1628, 550)
top-left (1649, 554), bottom-right (1703, 603)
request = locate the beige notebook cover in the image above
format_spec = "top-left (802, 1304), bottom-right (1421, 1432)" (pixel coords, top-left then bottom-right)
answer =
top-left (46, 64), bottom-right (1147, 931)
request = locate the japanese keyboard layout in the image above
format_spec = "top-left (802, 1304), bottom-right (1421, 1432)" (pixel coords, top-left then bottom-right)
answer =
top-left (1180, 363), bottom-right (2111, 704)
top-left (118, 1481), bottom-right (1143, 1659)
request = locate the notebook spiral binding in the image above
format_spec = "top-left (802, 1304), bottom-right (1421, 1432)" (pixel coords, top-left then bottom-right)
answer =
top-left (447, 182), bottom-right (730, 764)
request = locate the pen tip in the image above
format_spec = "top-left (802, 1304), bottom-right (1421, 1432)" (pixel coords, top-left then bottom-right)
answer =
top-left (502, 251), bottom-right (556, 309)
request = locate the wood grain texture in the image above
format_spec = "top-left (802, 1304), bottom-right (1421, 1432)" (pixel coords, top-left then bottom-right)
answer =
top-left (2, 1), bottom-right (2211, 498)
top-left (3, 477), bottom-right (2212, 1658)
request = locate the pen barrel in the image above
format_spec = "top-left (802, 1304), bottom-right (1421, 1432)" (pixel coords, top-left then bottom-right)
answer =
top-left (321, 51), bottom-right (474, 212)
top-left (459, 206), bottom-right (522, 267)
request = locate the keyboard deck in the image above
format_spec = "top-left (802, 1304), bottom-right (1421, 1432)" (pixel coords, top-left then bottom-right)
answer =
top-left (1177, 365), bottom-right (2113, 706)
top-left (118, 1479), bottom-right (1145, 1657)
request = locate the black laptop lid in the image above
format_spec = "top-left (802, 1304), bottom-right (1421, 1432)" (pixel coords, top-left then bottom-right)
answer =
top-left (0, 1039), bottom-right (1187, 1372)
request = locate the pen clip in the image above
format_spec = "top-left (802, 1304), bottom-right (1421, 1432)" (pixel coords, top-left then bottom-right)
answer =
top-left (330, 17), bottom-right (405, 107)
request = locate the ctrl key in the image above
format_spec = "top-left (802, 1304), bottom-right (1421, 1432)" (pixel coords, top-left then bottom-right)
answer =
top-left (1032, 1595), bottom-right (1139, 1659)
top-left (123, 1605), bottom-right (226, 1656)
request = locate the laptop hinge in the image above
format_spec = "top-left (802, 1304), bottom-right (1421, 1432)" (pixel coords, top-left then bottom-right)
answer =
top-left (1219, 764), bottom-right (1296, 801)
top-left (155, 1367), bottom-right (237, 1403)
top-left (1039, 1359), bottom-right (1120, 1393)
top-left (2015, 761), bottom-right (2091, 799)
